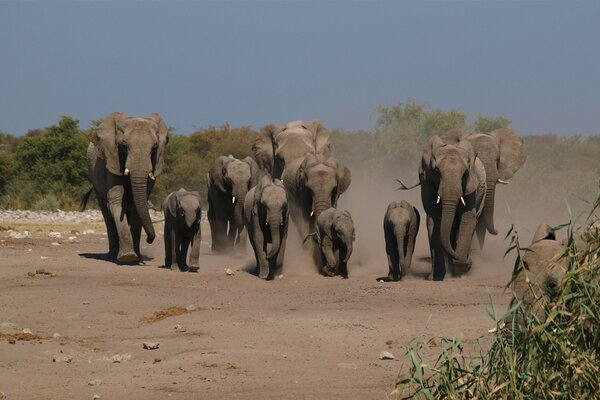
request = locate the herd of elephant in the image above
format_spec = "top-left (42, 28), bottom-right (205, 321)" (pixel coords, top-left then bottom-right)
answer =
top-left (84, 112), bottom-right (532, 282)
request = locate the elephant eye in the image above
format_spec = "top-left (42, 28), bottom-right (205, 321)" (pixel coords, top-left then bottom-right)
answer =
top-left (152, 143), bottom-right (158, 149)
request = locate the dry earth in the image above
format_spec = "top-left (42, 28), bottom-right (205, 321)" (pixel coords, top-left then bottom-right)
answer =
top-left (1, 179), bottom-right (562, 400)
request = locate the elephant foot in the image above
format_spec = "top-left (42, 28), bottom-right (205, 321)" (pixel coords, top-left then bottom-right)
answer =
top-left (117, 251), bottom-right (139, 264)
top-left (451, 258), bottom-right (472, 276)
top-left (322, 266), bottom-right (336, 277)
top-left (188, 265), bottom-right (199, 273)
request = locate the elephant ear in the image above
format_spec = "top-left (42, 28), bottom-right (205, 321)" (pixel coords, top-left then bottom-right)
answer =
top-left (209, 156), bottom-right (231, 193)
top-left (490, 128), bottom-right (526, 181)
top-left (422, 135), bottom-right (445, 170)
top-left (307, 120), bottom-right (332, 157)
top-left (241, 156), bottom-right (260, 187)
top-left (167, 192), bottom-right (179, 217)
top-left (146, 113), bottom-right (169, 176)
top-left (253, 124), bottom-right (277, 175)
top-left (464, 141), bottom-right (480, 194)
top-left (532, 224), bottom-right (556, 244)
top-left (441, 128), bottom-right (470, 145)
top-left (334, 158), bottom-right (351, 195)
top-left (92, 112), bottom-right (127, 175)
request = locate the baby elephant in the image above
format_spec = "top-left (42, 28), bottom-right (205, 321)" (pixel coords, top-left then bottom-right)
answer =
top-left (163, 189), bottom-right (202, 272)
top-left (244, 176), bottom-right (289, 280)
top-left (383, 200), bottom-right (420, 281)
top-left (313, 208), bottom-right (355, 278)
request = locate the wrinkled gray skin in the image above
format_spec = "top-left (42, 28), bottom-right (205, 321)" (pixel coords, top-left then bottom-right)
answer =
top-left (252, 120), bottom-right (332, 180)
top-left (207, 155), bottom-right (258, 253)
top-left (312, 208), bottom-right (355, 278)
top-left (87, 112), bottom-right (168, 263)
top-left (462, 129), bottom-right (526, 248)
top-left (163, 189), bottom-right (202, 272)
top-left (244, 176), bottom-right (289, 280)
top-left (282, 153), bottom-right (352, 244)
top-left (420, 129), bottom-right (486, 280)
top-left (511, 224), bottom-right (567, 323)
top-left (383, 200), bottom-right (420, 281)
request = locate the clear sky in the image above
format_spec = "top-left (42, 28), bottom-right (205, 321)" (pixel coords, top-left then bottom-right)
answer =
top-left (1, 1), bottom-right (599, 136)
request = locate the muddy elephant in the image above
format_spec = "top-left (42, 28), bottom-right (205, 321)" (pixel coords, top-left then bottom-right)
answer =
top-left (511, 224), bottom-right (567, 323)
top-left (419, 129), bottom-right (486, 280)
top-left (244, 175), bottom-right (289, 280)
top-left (163, 189), bottom-right (202, 272)
top-left (207, 155), bottom-right (258, 253)
top-left (462, 129), bottom-right (526, 248)
top-left (282, 153), bottom-right (351, 242)
top-left (252, 120), bottom-right (331, 179)
top-left (310, 208), bottom-right (355, 278)
top-left (86, 112), bottom-right (168, 263)
top-left (383, 200), bottom-right (420, 281)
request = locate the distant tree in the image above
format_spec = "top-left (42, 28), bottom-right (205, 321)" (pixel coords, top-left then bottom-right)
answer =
top-left (472, 114), bottom-right (511, 133)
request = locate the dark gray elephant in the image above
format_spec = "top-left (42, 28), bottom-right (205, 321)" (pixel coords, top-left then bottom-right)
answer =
top-left (310, 207), bottom-right (355, 278)
top-left (252, 120), bottom-right (331, 179)
top-left (464, 129), bottom-right (526, 248)
top-left (419, 129), bottom-right (486, 280)
top-left (207, 155), bottom-right (258, 253)
top-left (243, 175), bottom-right (289, 280)
top-left (383, 200), bottom-right (420, 281)
top-left (86, 112), bottom-right (168, 263)
top-left (282, 153), bottom-right (351, 242)
top-left (163, 189), bottom-right (202, 272)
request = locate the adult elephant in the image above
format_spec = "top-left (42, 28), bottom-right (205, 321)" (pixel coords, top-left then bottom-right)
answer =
top-left (252, 120), bottom-right (331, 179)
top-left (87, 112), bottom-right (168, 263)
top-left (282, 153), bottom-right (351, 242)
top-left (207, 155), bottom-right (258, 253)
top-left (465, 129), bottom-right (526, 248)
top-left (419, 129), bottom-right (486, 280)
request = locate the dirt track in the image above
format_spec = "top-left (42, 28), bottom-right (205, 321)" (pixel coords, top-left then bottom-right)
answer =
top-left (0, 211), bottom-right (517, 400)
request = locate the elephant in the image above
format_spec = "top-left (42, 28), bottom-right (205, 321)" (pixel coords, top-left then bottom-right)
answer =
top-left (383, 200), bottom-right (420, 281)
top-left (510, 224), bottom-right (567, 325)
top-left (243, 175), bottom-right (289, 280)
top-left (462, 129), bottom-right (526, 248)
top-left (163, 189), bottom-right (202, 272)
top-left (86, 112), bottom-right (168, 263)
top-left (207, 155), bottom-right (258, 253)
top-left (310, 207), bottom-right (355, 278)
top-left (418, 129), bottom-right (487, 280)
top-left (282, 152), bottom-right (351, 242)
top-left (252, 120), bottom-right (332, 180)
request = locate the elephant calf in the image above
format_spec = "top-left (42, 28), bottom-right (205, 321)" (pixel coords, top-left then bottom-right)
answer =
top-left (244, 176), bottom-right (289, 280)
top-left (383, 200), bottom-right (420, 281)
top-left (163, 189), bottom-right (202, 272)
top-left (311, 208), bottom-right (355, 278)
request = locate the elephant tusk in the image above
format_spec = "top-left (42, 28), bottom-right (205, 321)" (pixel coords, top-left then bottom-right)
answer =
top-left (124, 168), bottom-right (130, 176)
top-left (310, 210), bottom-right (314, 217)
top-left (148, 172), bottom-right (155, 180)
top-left (232, 196), bottom-right (236, 204)
top-left (498, 179), bottom-right (510, 184)
top-left (436, 195), bottom-right (441, 204)
top-left (460, 196), bottom-right (466, 206)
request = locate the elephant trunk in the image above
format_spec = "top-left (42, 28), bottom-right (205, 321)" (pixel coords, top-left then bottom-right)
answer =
top-left (130, 174), bottom-right (155, 243)
top-left (267, 215), bottom-right (282, 259)
top-left (440, 198), bottom-right (460, 261)
top-left (479, 154), bottom-right (499, 235)
top-left (343, 241), bottom-right (353, 263)
top-left (232, 187), bottom-right (248, 231)
top-left (312, 196), bottom-right (331, 220)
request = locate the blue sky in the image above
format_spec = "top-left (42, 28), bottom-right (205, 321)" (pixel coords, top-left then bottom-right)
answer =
top-left (1, 1), bottom-right (599, 136)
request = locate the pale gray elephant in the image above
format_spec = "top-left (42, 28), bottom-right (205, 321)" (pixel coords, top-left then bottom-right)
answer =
top-left (383, 200), bottom-right (420, 281)
top-left (163, 189), bottom-right (202, 272)
top-left (310, 207), bottom-right (355, 278)
top-left (207, 155), bottom-right (258, 253)
top-left (86, 112), bottom-right (168, 263)
top-left (416, 129), bottom-right (486, 280)
top-left (282, 153), bottom-right (351, 242)
top-left (252, 120), bottom-right (332, 180)
top-left (463, 129), bottom-right (526, 248)
top-left (243, 175), bottom-right (289, 280)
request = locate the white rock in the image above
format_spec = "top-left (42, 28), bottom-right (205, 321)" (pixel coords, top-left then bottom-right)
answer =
top-left (87, 379), bottom-right (102, 386)
top-left (53, 333), bottom-right (62, 339)
top-left (8, 230), bottom-right (30, 239)
top-left (82, 229), bottom-right (95, 235)
top-left (68, 236), bottom-right (77, 242)
top-left (22, 328), bottom-right (33, 334)
top-left (112, 354), bottom-right (131, 363)
top-left (48, 232), bottom-right (62, 239)
top-left (174, 324), bottom-right (186, 332)
top-left (40, 256), bottom-right (49, 260)
top-left (379, 351), bottom-right (395, 360)
top-left (51, 242), bottom-right (60, 246)
top-left (27, 248), bottom-right (33, 252)
top-left (225, 268), bottom-right (235, 276)
top-left (93, 395), bottom-right (101, 399)
top-left (143, 342), bottom-right (160, 350)
top-left (53, 354), bottom-right (73, 363)
top-left (186, 304), bottom-right (197, 311)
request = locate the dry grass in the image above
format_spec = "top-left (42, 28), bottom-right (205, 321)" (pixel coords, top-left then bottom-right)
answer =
top-left (1, 332), bottom-right (44, 343)
top-left (141, 306), bottom-right (203, 324)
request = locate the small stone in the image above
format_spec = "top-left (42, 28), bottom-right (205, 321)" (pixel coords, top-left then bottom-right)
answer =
top-left (48, 232), bottom-right (62, 239)
top-left (174, 324), bottom-right (186, 333)
top-left (68, 236), bottom-right (77, 242)
top-left (27, 272), bottom-right (35, 277)
top-left (143, 342), bottom-right (160, 350)
top-left (378, 279), bottom-right (385, 283)
top-left (82, 229), bottom-right (95, 235)
top-left (88, 379), bottom-right (102, 386)
top-left (93, 395), bottom-right (101, 399)
top-left (112, 354), bottom-right (131, 363)
top-left (225, 268), bottom-right (235, 276)
top-left (51, 242), bottom-right (60, 246)
top-left (53, 333), bottom-right (62, 339)
top-left (27, 248), bottom-right (33, 252)
top-left (53, 354), bottom-right (73, 363)
top-left (40, 256), bottom-right (49, 260)
top-left (22, 328), bottom-right (33, 334)
top-left (185, 304), bottom-right (197, 311)
top-left (82, 301), bottom-right (90, 305)
top-left (379, 351), bottom-right (395, 360)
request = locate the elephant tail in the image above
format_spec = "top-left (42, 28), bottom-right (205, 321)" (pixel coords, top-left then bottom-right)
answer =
top-left (80, 187), bottom-right (94, 211)
top-left (395, 179), bottom-right (420, 190)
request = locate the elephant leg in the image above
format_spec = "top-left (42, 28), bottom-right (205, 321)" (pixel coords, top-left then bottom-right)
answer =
top-left (107, 185), bottom-right (136, 263)
top-left (475, 219), bottom-right (486, 250)
top-left (226, 218), bottom-right (237, 250)
top-left (384, 227), bottom-right (400, 281)
top-left (273, 229), bottom-right (288, 279)
top-left (170, 228), bottom-right (179, 271)
top-left (235, 226), bottom-right (248, 253)
top-left (338, 245), bottom-right (349, 279)
top-left (129, 210), bottom-right (142, 260)
top-left (164, 223), bottom-right (172, 268)
top-left (427, 215), bottom-right (447, 281)
top-left (178, 236), bottom-right (192, 271)
top-left (97, 195), bottom-right (119, 258)
top-left (254, 230), bottom-right (269, 279)
top-left (321, 238), bottom-right (337, 277)
top-left (188, 226), bottom-right (201, 272)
